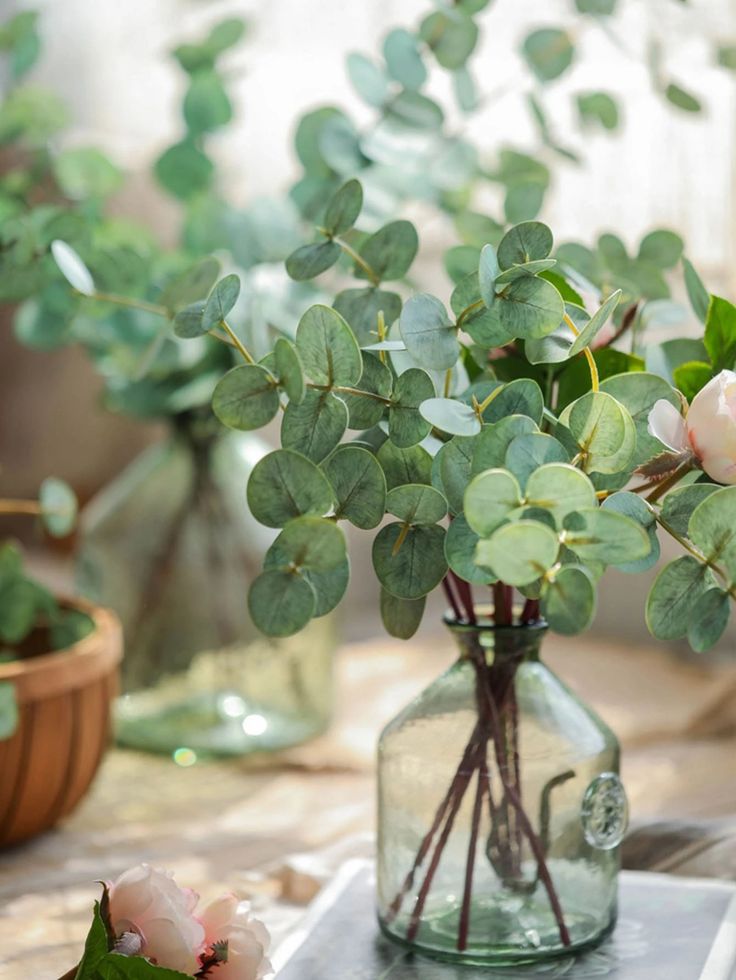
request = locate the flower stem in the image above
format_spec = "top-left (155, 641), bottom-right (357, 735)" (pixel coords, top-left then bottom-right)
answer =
top-left (644, 460), bottom-right (693, 504)
top-left (458, 766), bottom-right (486, 951)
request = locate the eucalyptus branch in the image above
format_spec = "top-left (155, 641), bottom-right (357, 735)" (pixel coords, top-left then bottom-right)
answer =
top-left (648, 505), bottom-right (736, 601)
top-left (220, 319), bottom-right (255, 364)
top-left (456, 298), bottom-right (485, 330)
top-left (563, 312), bottom-right (599, 392)
top-left (308, 382), bottom-right (392, 406)
top-left (316, 225), bottom-right (380, 285)
top-left (644, 460), bottom-right (694, 503)
top-left (87, 290), bottom-right (169, 318)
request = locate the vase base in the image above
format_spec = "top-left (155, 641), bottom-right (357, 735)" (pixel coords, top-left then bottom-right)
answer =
top-left (114, 688), bottom-right (329, 759)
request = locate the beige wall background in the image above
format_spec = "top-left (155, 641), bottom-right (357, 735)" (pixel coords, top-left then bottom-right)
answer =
top-left (3, 0), bottom-right (736, 643)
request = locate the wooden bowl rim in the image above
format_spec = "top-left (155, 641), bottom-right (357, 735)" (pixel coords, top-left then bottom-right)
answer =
top-left (0, 597), bottom-right (122, 704)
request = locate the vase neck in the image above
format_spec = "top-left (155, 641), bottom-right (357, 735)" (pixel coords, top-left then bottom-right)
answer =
top-left (448, 621), bottom-right (546, 666)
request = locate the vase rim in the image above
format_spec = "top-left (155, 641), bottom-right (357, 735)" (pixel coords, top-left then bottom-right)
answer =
top-left (442, 607), bottom-right (548, 634)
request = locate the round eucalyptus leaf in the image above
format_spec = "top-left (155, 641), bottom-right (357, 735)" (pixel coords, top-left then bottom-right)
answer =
top-left (173, 301), bottom-right (207, 339)
top-left (568, 290), bottom-right (622, 357)
top-left (660, 483), bottom-right (719, 537)
top-left (383, 28), bottom-right (427, 91)
top-left (646, 556), bottom-right (716, 641)
top-left (346, 52), bottom-right (390, 107)
top-left (563, 507), bottom-right (650, 566)
top-left (521, 28), bottom-right (574, 83)
top-left (202, 273), bottom-right (241, 330)
top-left (495, 276), bottom-right (564, 340)
top-left (435, 436), bottom-right (477, 513)
top-left (464, 468), bottom-right (522, 536)
top-left (524, 303), bottom-right (582, 364)
top-left (471, 416), bottom-right (538, 475)
top-left (494, 259), bottom-right (557, 285)
top-left (377, 441), bottom-right (432, 490)
top-left (50, 240), bottom-right (94, 296)
top-left (600, 372), bottom-right (680, 467)
top-left (478, 244), bottom-right (500, 306)
top-left (387, 90), bottom-right (444, 129)
top-left (419, 397), bottom-right (481, 437)
top-left (363, 340), bottom-right (407, 352)
top-left (286, 240), bottom-right (341, 281)
top-left (39, 477), bottom-right (77, 537)
top-left (386, 483), bottom-right (447, 526)
top-left (247, 449), bottom-right (334, 528)
top-left (154, 139), bottom-right (213, 201)
top-left (372, 523), bottom-right (448, 599)
top-left (504, 433), bottom-right (569, 490)
top-left (388, 368), bottom-right (434, 448)
top-left (688, 486), bottom-right (736, 579)
top-left (482, 378), bottom-right (545, 425)
top-left (212, 364), bottom-right (279, 431)
top-left (601, 491), bottom-right (660, 573)
top-left (265, 515), bottom-right (346, 573)
top-left (333, 287), bottom-right (402, 346)
top-left (688, 588), bottom-right (730, 653)
top-left (497, 221), bottom-right (554, 269)
top-left (274, 337), bottom-right (305, 405)
top-left (248, 570), bottom-right (316, 637)
top-left (159, 256), bottom-right (220, 311)
top-left (565, 391), bottom-right (635, 474)
top-left (542, 565), bottom-right (596, 635)
top-left (380, 588), bottom-right (426, 639)
top-left (504, 183), bottom-right (546, 224)
top-left (356, 220), bottom-right (418, 282)
top-left (323, 444), bottom-right (387, 529)
top-left (183, 70), bottom-right (232, 135)
top-left (341, 352), bottom-right (392, 429)
top-left (323, 178), bottom-right (363, 236)
top-left (296, 304), bottom-right (362, 386)
top-left (445, 514), bottom-right (496, 585)
top-left (477, 520), bottom-right (559, 586)
top-left (302, 559), bottom-right (350, 617)
top-left (399, 293), bottom-right (458, 371)
top-left (419, 10), bottom-right (478, 70)
top-left (524, 463), bottom-right (596, 528)
top-left (282, 389), bottom-right (347, 463)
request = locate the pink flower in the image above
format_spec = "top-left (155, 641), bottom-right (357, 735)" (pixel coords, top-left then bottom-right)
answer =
top-left (107, 864), bottom-right (205, 974)
top-left (200, 894), bottom-right (272, 979)
top-left (648, 369), bottom-right (736, 484)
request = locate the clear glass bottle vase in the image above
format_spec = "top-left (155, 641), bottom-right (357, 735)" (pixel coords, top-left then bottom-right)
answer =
top-left (76, 413), bottom-right (336, 758)
top-left (377, 614), bottom-right (627, 966)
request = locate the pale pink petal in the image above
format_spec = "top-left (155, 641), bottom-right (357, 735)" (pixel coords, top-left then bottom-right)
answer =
top-left (200, 894), bottom-right (239, 940)
top-left (648, 399), bottom-right (688, 452)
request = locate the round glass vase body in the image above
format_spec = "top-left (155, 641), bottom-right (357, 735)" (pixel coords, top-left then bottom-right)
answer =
top-left (377, 618), bottom-right (626, 967)
top-left (76, 416), bottom-right (335, 758)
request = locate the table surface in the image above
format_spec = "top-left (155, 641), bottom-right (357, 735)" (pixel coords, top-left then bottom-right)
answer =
top-left (4, 632), bottom-right (736, 979)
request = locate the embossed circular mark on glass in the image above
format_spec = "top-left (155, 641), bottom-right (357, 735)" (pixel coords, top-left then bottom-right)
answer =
top-left (581, 772), bottom-right (628, 850)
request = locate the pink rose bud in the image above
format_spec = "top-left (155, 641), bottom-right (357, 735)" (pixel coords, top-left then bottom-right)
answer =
top-left (106, 864), bottom-right (205, 974)
top-left (199, 893), bottom-right (272, 980)
top-left (648, 370), bottom-right (736, 485)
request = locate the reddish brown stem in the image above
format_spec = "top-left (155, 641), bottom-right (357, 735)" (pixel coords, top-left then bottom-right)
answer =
top-left (451, 573), bottom-right (476, 624)
top-left (521, 598), bottom-right (540, 624)
top-left (458, 766), bottom-right (487, 951)
top-left (442, 576), bottom-right (463, 623)
top-left (493, 583), bottom-right (511, 625)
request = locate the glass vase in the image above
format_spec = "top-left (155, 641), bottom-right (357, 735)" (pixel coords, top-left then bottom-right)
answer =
top-left (377, 613), bottom-right (626, 966)
top-left (76, 413), bottom-right (335, 758)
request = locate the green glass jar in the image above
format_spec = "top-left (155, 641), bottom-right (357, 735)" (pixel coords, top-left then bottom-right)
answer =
top-left (76, 413), bottom-right (335, 758)
top-left (377, 613), bottom-right (626, 966)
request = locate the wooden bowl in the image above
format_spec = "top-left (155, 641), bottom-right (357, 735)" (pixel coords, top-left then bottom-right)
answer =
top-left (0, 599), bottom-right (122, 847)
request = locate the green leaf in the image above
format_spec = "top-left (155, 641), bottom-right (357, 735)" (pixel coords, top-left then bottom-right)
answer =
top-left (683, 257), bottom-right (710, 324)
top-left (495, 276), bottom-right (564, 340)
top-left (173, 301), bottom-right (207, 339)
top-left (494, 259), bottom-right (557, 285)
top-left (202, 274), bottom-right (240, 329)
top-left (688, 486), bottom-right (736, 578)
top-left (522, 29), bottom-right (574, 83)
top-left (0, 683), bottom-right (17, 741)
top-left (543, 565), bottom-right (597, 634)
top-left (504, 183), bottom-right (546, 224)
top-left (282, 389), bottom-right (347, 463)
top-left (247, 449), bottom-right (334, 528)
top-left (482, 378), bottom-right (545, 425)
top-left (638, 230), bottom-right (683, 269)
top-left (717, 45), bottom-right (736, 70)
top-left (386, 483), bottom-right (447, 525)
top-left (601, 491), bottom-right (660, 572)
top-left (477, 520), bottom-right (559, 586)
top-left (478, 244), bottom-right (501, 306)
top-left (565, 390), bottom-right (635, 474)
top-left (74, 902), bottom-right (110, 978)
top-left (333, 288), bottom-right (402, 346)
top-left (346, 52), bottom-right (389, 107)
top-left (704, 295), bottom-right (736, 372)
top-left (286, 240), bottom-right (341, 281)
top-left (646, 555), bottom-right (715, 640)
top-left (341, 352), bottom-right (392, 429)
top-left (688, 588), bottom-right (730, 653)
top-left (524, 463), bottom-right (596, 527)
top-left (568, 290), bottom-right (622, 356)
top-left (323, 445), bottom-right (386, 528)
top-left (212, 364), bottom-right (279, 430)
top-left (563, 508), bottom-right (650, 565)
top-left (434, 436), bottom-right (477, 513)
top-left (497, 222), bottom-right (554, 269)
top-left (600, 371), bottom-right (681, 466)
top-left (50, 240), bottom-right (94, 296)
top-left (464, 468), bottom-right (522, 536)
top-left (445, 515), bottom-right (496, 585)
top-left (575, 0), bottom-right (616, 12)
top-left (419, 397), bottom-right (481, 437)
top-left (207, 17), bottom-right (247, 53)
top-left (154, 139), bottom-right (213, 200)
top-left (248, 570), bottom-right (316, 637)
top-left (302, 560), bottom-right (350, 618)
top-left (660, 483), bottom-right (719, 537)
top-left (39, 478), bottom-right (77, 537)
top-left (525, 303), bottom-right (585, 365)
top-left (420, 10), bottom-right (479, 70)
top-left (576, 91), bottom-right (619, 130)
top-left (505, 434), bottom-right (569, 490)
top-left (380, 589), bottom-right (426, 639)
top-left (265, 516), bottom-right (346, 573)
top-left (377, 441), bottom-right (432, 490)
top-left (296, 304), bottom-right (362, 386)
top-left (323, 179), bottom-right (363, 236)
top-left (399, 294), bottom-right (458, 370)
top-left (53, 148), bottom-right (123, 200)
top-left (472, 416), bottom-right (538, 474)
top-left (159, 256), bottom-right (220, 311)
top-left (387, 90), bottom-right (444, 129)
top-left (183, 70), bottom-right (232, 134)
top-left (372, 523), bottom-right (447, 599)
top-left (356, 220), bottom-right (418, 282)
top-left (451, 274), bottom-right (515, 348)
top-left (388, 369), bottom-right (434, 448)
top-left (383, 28), bottom-right (427, 90)
top-left (274, 337), bottom-right (306, 404)
top-left (665, 82), bottom-right (702, 113)
top-left (673, 360), bottom-right (713, 401)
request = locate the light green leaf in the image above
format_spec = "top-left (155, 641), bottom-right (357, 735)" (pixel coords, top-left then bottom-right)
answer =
top-left (494, 259), bottom-right (557, 285)
top-left (39, 478), bottom-right (77, 537)
top-left (638, 230), bottom-right (683, 269)
top-left (688, 486), bottom-right (736, 578)
top-left (347, 52), bottom-right (390, 107)
top-left (542, 565), bottom-right (597, 634)
top-left (387, 89), bottom-right (444, 129)
top-left (212, 364), bottom-right (279, 431)
top-left (419, 397), bottom-right (481, 436)
top-left (333, 287), bottom-right (402, 346)
top-left (377, 441), bottom-right (432, 490)
top-left (296, 304), bottom-right (362, 386)
top-left (522, 28), bottom-right (574, 82)
top-left (565, 390), bottom-right (635, 473)
top-left (356, 220), bottom-right (418, 282)
top-left (323, 179), bottom-right (363, 236)
top-left (247, 449), bottom-right (334, 527)
top-left (482, 378), bottom-right (545, 425)
top-left (341, 352), bottom-right (392, 429)
top-left (464, 468), bottom-right (522, 536)
top-left (477, 520), bottom-right (559, 586)
top-left (600, 372), bottom-right (680, 466)
top-left (478, 244), bottom-right (500, 306)
top-left (601, 491), bottom-right (660, 572)
top-left (383, 28), bottom-right (427, 90)
top-left (504, 182), bottom-right (546, 224)
top-left (683, 257), bottom-right (710, 324)
top-left (525, 303), bottom-right (584, 365)
top-left (154, 139), bottom-right (213, 200)
top-left (646, 555), bottom-right (715, 640)
top-left (202, 274), bottom-right (240, 330)
top-left (53, 148), bottom-right (123, 200)
top-left (372, 523), bottom-right (448, 599)
top-left (282, 389), bottom-right (347, 463)
top-left (386, 483), bottom-right (447, 525)
top-left (497, 222), bottom-right (554, 269)
top-left (494, 276), bottom-right (564, 340)
top-left (399, 294), bottom-right (458, 370)
top-left (159, 256), bottom-right (220, 311)
top-left (265, 516), bottom-right (346, 573)
top-left (665, 82), bottom-right (702, 113)
top-left (380, 589), bottom-right (426, 639)
top-left (445, 514), bottom-right (496, 585)
top-left (183, 70), bottom-right (232, 134)
top-left (323, 445), bottom-right (386, 529)
top-left (420, 10), bottom-right (478, 70)
top-left (302, 560), bottom-right (350, 618)
top-left (704, 295), bottom-right (736, 373)
top-left (575, 0), bottom-right (616, 12)
top-left (248, 570), bottom-right (316, 637)
top-left (688, 588), bottom-right (730, 653)
top-left (173, 301), bottom-right (207, 339)
top-left (563, 507), bottom-right (650, 565)
top-left (472, 416), bottom-right (538, 474)
top-left (274, 337), bottom-right (306, 404)
top-left (50, 240), bottom-right (94, 296)
top-left (505, 434), bottom-right (569, 491)
top-left (388, 368), bottom-right (434, 448)
top-left (660, 483), bottom-right (719, 537)
top-left (286, 240), bottom-right (341, 281)
top-left (576, 91), bottom-right (619, 130)
top-left (568, 290), bottom-right (622, 356)
top-left (434, 436), bottom-right (477, 513)
top-left (524, 464), bottom-right (596, 529)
